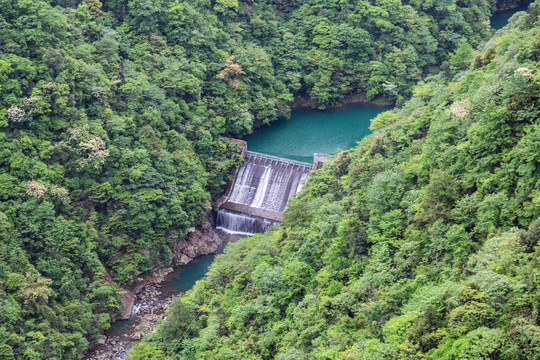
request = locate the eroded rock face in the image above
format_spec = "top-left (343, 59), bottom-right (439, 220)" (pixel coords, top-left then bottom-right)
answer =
top-left (496, 0), bottom-right (530, 11)
top-left (102, 268), bottom-right (136, 321)
top-left (119, 290), bottom-right (136, 320)
top-left (112, 219), bottom-right (222, 320)
top-left (170, 221), bottom-right (224, 266)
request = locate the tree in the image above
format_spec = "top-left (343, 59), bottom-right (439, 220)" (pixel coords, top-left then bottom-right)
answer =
top-left (449, 283), bottom-right (494, 336)
top-left (481, 47), bottom-right (497, 66)
top-left (127, 343), bottom-right (165, 360)
top-left (216, 56), bottom-right (244, 89)
top-left (81, 0), bottom-right (105, 19)
top-left (166, 0), bottom-right (185, 29)
top-left (17, 273), bottom-right (55, 305)
top-left (128, 0), bottom-right (164, 35)
top-left (0, 344), bottom-right (15, 360)
top-left (160, 299), bottom-right (199, 344)
top-left (44, 48), bottom-right (66, 75)
top-left (214, 0), bottom-right (238, 14)
top-left (60, 124), bottom-right (110, 171)
top-left (449, 39), bottom-right (474, 73)
top-left (414, 171), bottom-right (460, 225)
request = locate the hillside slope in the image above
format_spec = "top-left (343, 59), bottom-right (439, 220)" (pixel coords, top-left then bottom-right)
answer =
top-left (141, 5), bottom-right (540, 359)
top-left (0, 0), bottom-right (531, 358)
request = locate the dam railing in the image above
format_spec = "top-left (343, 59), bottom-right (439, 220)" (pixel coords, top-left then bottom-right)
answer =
top-left (245, 151), bottom-right (312, 169)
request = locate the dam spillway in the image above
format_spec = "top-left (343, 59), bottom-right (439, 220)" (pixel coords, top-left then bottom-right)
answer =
top-left (216, 151), bottom-right (312, 235)
top-left (229, 151), bottom-right (311, 212)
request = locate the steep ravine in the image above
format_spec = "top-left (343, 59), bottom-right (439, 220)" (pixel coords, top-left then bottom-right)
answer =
top-left (84, 221), bottom-right (226, 359)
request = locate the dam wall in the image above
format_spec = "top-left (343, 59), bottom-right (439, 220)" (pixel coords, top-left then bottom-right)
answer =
top-left (216, 148), bottom-right (312, 235)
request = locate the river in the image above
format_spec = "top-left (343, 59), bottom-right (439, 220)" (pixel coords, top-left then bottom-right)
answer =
top-left (106, 254), bottom-right (216, 337)
top-left (87, 102), bottom-right (390, 359)
top-left (85, 255), bottom-right (218, 359)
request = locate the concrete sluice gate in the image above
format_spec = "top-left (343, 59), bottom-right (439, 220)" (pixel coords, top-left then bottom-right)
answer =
top-left (216, 151), bottom-right (311, 235)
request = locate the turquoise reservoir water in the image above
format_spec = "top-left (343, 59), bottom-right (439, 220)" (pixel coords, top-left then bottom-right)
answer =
top-left (490, 4), bottom-right (530, 30)
top-left (243, 103), bottom-right (392, 163)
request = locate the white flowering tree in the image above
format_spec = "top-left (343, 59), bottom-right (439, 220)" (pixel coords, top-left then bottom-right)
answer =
top-left (60, 124), bottom-right (110, 171)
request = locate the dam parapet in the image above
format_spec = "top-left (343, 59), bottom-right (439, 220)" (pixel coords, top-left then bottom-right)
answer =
top-left (312, 153), bottom-right (328, 170)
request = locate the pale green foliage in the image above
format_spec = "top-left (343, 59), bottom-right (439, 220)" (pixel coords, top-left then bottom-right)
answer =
top-left (214, 0), bottom-right (238, 14)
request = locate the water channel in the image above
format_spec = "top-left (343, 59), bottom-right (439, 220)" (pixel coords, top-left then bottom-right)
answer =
top-left (93, 102), bottom-right (389, 358)
top-left (106, 254), bottom-right (217, 338)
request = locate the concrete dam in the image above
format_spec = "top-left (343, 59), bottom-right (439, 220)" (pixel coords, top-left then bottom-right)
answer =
top-left (216, 146), bottom-right (322, 235)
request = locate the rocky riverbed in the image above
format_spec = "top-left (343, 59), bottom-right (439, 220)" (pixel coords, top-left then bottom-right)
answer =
top-left (84, 284), bottom-right (174, 360)
top-left (83, 220), bottom-right (225, 359)
top-left (83, 222), bottom-right (238, 360)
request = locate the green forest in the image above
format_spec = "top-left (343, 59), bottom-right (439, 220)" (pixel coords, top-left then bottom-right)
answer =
top-left (0, 0), bottom-right (538, 358)
top-left (138, 3), bottom-right (540, 360)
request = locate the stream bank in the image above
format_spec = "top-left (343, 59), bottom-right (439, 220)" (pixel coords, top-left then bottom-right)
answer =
top-left (83, 218), bottom-right (229, 360)
top-left (116, 219), bottom-right (224, 320)
top-left (290, 93), bottom-right (393, 111)
top-left (84, 252), bottom-right (224, 359)
top-left (83, 283), bottom-right (173, 360)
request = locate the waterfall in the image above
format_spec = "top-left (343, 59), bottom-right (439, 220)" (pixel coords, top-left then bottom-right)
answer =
top-left (217, 152), bottom-right (311, 235)
top-left (129, 303), bottom-right (142, 320)
top-left (216, 209), bottom-right (278, 235)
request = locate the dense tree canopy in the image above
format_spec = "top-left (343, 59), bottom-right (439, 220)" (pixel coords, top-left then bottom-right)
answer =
top-left (137, 4), bottom-right (540, 359)
top-left (0, 0), bottom-right (535, 358)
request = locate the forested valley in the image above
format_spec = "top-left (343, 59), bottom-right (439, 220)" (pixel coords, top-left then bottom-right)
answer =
top-left (0, 0), bottom-right (538, 358)
top-left (138, 3), bottom-right (540, 360)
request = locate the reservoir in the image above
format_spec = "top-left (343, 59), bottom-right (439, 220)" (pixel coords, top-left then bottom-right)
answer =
top-left (490, 3), bottom-right (531, 30)
top-left (90, 4), bottom-right (533, 354)
top-left (243, 103), bottom-right (392, 162)
top-left (214, 103), bottom-right (391, 235)
top-left (170, 103), bottom-right (392, 281)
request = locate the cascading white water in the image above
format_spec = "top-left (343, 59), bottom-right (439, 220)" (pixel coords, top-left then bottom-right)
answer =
top-left (217, 152), bottom-right (311, 235)
top-left (216, 209), bottom-right (278, 235)
top-left (228, 153), bottom-right (311, 211)
top-left (251, 165), bottom-right (272, 209)
top-left (130, 303), bottom-right (142, 319)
